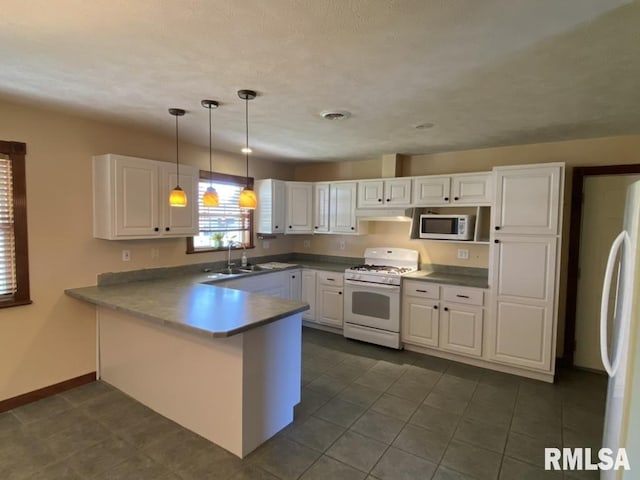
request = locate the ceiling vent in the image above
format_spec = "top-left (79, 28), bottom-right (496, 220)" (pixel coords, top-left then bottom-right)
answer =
top-left (321, 110), bottom-right (351, 120)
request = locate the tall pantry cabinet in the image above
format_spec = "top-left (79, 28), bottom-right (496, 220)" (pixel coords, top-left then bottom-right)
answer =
top-left (488, 164), bottom-right (564, 376)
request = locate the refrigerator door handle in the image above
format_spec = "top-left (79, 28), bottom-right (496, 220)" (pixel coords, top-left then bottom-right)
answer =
top-left (600, 230), bottom-right (630, 377)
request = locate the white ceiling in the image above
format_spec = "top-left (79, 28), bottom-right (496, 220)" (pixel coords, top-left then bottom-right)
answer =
top-left (1, 0), bottom-right (638, 162)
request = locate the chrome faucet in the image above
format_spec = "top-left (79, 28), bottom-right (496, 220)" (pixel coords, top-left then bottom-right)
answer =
top-left (227, 239), bottom-right (236, 269)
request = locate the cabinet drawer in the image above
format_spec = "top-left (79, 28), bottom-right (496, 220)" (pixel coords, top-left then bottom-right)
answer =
top-left (442, 286), bottom-right (484, 306)
top-left (403, 281), bottom-right (439, 299)
top-left (317, 271), bottom-right (344, 286)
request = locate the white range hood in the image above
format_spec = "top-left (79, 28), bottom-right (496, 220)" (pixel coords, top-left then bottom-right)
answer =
top-left (355, 208), bottom-right (413, 222)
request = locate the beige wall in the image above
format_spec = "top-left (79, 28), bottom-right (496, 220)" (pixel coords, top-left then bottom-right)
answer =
top-left (0, 99), bottom-right (295, 401)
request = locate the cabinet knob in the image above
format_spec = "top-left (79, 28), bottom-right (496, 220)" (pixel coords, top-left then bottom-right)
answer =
top-left (351, 227), bottom-right (355, 230)
top-left (433, 305), bottom-right (438, 310)
top-left (454, 197), bottom-right (459, 201)
top-left (378, 198), bottom-right (382, 202)
top-left (495, 226), bottom-right (501, 231)
top-left (154, 227), bottom-right (159, 232)
top-left (314, 226), bottom-right (318, 229)
top-left (292, 275), bottom-right (296, 279)
top-left (494, 239), bottom-right (500, 243)
top-left (444, 307), bottom-right (449, 312)
top-left (275, 225), bottom-right (279, 229)
top-left (444, 197), bottom-right (449, 201)
top-left (165, 227), bottom-right (170, 232)
top-left (289, 225), bottom-right (292, 229)
top-left (338, 291), bottom-right (342, 295)
top-left (386, 198), bottom-right (390, 202)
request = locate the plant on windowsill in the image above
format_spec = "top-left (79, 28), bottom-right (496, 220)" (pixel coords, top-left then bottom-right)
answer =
top-left (210, 232), bottom-right (225, 249)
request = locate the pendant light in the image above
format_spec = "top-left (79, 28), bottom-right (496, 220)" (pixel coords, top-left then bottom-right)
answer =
top-left (201, 99), bottom-right (220, 207)
top-left (168, 108), bottom-right (187, 207)
top-left (237, 89), bottom-right (257, 210)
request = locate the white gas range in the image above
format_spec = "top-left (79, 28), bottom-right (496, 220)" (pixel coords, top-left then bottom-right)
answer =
top-left (343, 248), bottom-right (419, 349)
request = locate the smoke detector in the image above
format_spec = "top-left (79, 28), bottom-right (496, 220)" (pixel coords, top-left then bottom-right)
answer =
top-left (321, 110), bottom-right (351, 120)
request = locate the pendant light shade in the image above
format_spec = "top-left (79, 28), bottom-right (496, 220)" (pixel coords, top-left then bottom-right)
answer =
top-left (237, 89), bottom-right (257, 210)
top-left (201, 99), bottom-right (220, 207)
top-left (169, 108), bottom-right (187, 207)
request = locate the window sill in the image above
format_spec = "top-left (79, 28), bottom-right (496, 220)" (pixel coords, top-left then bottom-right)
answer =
top-left (0, 299), bottom-right (33, 309)
top-left (187, 246), bottom-right (255, 255)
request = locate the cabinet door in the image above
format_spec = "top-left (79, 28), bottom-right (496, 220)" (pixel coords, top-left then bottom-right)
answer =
top-left (401, 296), bottom-right (439, 348)
top-left (161, 163), bottom-right (199, 236)
top-left (384, 179), bottom-right (412, 206)
top-left (451, 173), bottom-right (492, 205)
top-left (317, 285), bottom-right (344, 327)
top-left (301, 270), bottom-right (317, 321)
top-left (114, 156), bottom-right (159, 237)
top-left (313, 183), bottom-right (330, 233)
top-left (330, 182), bottom-right (357, 233)
top-left (412, 176), bottom-right (451, 206)
top-left (357, 180), bottom-right (384, 207)
top-left (255, 179), bottom-right (286, 234)
top-left (440, 303), bottom-right (483, 357)
top-left (289, 270), bottom-right (301, 300)
top-left (489, 236), bottom-right (556, 371)
top-left (493, 165), bottom-right (562, 235)
top-left (286, 182), bottom-right (314, 233)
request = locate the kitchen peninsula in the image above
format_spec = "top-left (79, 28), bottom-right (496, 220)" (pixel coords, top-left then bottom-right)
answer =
top-left (65, 272), bottom-right (309, 458)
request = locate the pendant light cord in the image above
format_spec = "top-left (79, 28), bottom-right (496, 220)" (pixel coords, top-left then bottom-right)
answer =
top-left (245, 96), bottom-right (249, 188)
top-left (175, 114), bottom-right (180, 181)
top-left (208, 105), bottom-right (213, 185)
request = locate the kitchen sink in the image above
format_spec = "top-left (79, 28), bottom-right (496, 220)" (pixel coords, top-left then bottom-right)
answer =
top-left (238, 265), bottom-right (267, 272)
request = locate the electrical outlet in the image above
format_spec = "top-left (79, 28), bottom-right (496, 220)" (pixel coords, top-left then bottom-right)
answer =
top-left (339, 240), bottom-right (346, 250)
top-left (151, 248), bottom-right (159, 259)
top-left (263, 240), bottom-right (270, 250)
top-left (303, 240), bottom-right (310, 248)
top-left (457, 248), bottom-right (469, 260)
top-left (122, 250), bottom-right (131, 262)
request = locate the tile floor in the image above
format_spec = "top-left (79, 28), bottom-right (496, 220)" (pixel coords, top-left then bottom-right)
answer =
top-left (2, 327), bottom-right (607, 480)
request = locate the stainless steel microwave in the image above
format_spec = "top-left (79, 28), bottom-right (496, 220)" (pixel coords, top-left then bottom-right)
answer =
top-left (419, 214), bottom-right (475, 240)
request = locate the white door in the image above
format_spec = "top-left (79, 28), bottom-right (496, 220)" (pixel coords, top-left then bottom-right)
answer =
top-left (412, 176), bottom-right (451, 206)
top-left (313, 183), bottom-right (330, 233)
top-left (330, 182), bottom-right (357, 233)
top-left (493, 165), bottom-right (561, 235)
top-left (401, 297), bottom-right (439, 348)
top-left (575, 175), bottom-right (640, 370)
top-left (440, 303), bottom-right (483, 357)
top-left (301, 270), bottom-right (317, 321)
top-left (161, 163), bottom-right (199, 236)
top-left (114, 156), bottom-right (159, 237)
top-left (317, 285), bottom-right (343, 327)
top-left (451, 173), bottom-right (492, 205)
top-left (489, 236), bottom-right (557, 370)
top-left (384, 179), bottom-right (412, 206)
top-left (286, 182), bottom-right (313, 233)
top-left (357, 180), bottom-right (384, 207)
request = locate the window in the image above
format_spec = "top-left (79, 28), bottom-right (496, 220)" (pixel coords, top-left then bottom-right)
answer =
top-left (186, 171), bottom-right (254, 253)
top-left (0, 141), bottom-right (31, 307)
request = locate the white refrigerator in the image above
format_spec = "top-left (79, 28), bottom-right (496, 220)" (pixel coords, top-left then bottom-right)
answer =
top-left (600, 180), bottom-right (640, 479)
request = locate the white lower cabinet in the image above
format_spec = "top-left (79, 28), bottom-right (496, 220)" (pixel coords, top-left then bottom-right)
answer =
top-left (315, 271), bottom-right (344, 328)
top-left (401, 281), bottom-right (484, 358)
top-left (301, 270), bottom-right (317, 321)
top-left (488, 235), bottom-right (557, 371)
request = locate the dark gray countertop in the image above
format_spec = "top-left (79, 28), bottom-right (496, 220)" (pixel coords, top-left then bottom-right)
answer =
top-left (403, 270), bottom-right (490, 289)
top-left (65, 269), bottom-right (310, 339)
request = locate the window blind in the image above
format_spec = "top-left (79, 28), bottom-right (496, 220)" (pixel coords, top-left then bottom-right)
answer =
top-left (197, 180), bottom-right (251, 234)
top-left (0, 155), bottom-right (16, 297)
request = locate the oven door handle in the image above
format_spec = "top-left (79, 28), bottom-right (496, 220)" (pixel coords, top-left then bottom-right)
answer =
top-left (344, 279), bottom-right (400, 290)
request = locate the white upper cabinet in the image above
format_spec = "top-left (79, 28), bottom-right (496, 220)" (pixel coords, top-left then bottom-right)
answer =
top-left (255, 179), bottom-right (286, 234)
top-left (93, 154), bottom-right (198, 240)
top-left (413, 173), bottom-right (492, 206)
top-left (357, 178), bottom-right (411, 207)
top-left (412, 176), bottom-right (451, 206)
top-left (493, 164), bottom-right (562, 235)
top-left (313, 182), bottom-right (330, 233)
top-left (285, 182), bottom-right (314, 234)
top-left (451, 173), bottom-right (493, 205)
top-left (330, 182), bottom-right (358, 233)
